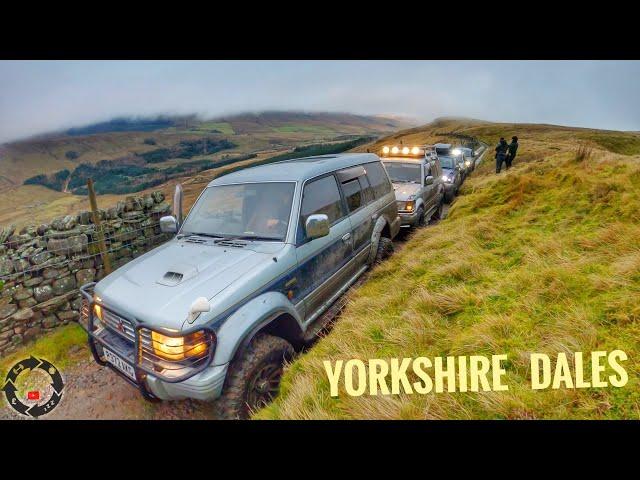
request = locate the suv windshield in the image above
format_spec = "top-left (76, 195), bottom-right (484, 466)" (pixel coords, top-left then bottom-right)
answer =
top-left (181, 182), bottom-right (295, 241)
top-left (439, 156), bottom-right (455, 169)
top-left (383, 162), bottom-right (421, 183)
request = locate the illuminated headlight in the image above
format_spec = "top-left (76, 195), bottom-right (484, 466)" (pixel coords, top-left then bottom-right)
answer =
top-left (452, 148), bottom-right (461, 156)
top-left (397, 200), bottom-right (415, 212)
top-left (442, 175), bottom-right (452, 183)
top-left (92, 303), bottom-right (105, 332)
top-left (151, 330), bottom-right (209, 361)
top-left (465, 160), bottom-right (471, 166)
top-left (382, 146), bottom-right (390, 154)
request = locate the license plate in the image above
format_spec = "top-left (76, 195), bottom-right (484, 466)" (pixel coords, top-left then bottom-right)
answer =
top-left (103, 347), bottom-right (136, 381)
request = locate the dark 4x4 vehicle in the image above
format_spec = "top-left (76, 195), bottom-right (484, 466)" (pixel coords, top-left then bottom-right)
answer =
top-left (438, 155), bottom-right (463, 203)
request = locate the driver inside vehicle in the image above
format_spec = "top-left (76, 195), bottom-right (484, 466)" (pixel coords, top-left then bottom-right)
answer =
top-left (244, 185), bottom-right (291, 238)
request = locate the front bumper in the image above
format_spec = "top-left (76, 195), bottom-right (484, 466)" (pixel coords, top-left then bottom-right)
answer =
top-left (79, 283), bottom-right (224, 402)
top-left (398, 209), bottom-right (419, 227)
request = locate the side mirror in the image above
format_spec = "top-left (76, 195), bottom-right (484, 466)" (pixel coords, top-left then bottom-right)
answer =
top-left (305, 214), bottom-right (330, 240)
top-left (425, 176), bottom-right (434, 185)
top-left (160, 215), bottom-right (178, 233)
top-left (187, 296), bottom-right (210, 323)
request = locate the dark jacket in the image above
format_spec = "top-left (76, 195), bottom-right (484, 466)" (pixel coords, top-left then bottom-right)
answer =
top-left (508, 141), bottom-right (518, 156)
top-left (495, 140), bottom-right (508, 157)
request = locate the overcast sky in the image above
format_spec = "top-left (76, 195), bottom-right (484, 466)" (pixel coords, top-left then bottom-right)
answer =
top-left (1, 60), bottom-right (639, 143)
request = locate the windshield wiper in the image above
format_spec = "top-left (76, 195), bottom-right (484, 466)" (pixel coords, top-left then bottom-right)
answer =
top-left (214, 234), bottom-right (280, 243)
top-left (179, 232), bottom-right (224, 239)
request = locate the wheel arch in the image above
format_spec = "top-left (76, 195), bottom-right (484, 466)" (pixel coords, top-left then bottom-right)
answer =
top-left (212, 292), bottom-right (304, 366)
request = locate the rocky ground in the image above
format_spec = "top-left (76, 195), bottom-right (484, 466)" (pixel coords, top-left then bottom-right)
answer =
top-left (0, 344), bottom-right (217, 420)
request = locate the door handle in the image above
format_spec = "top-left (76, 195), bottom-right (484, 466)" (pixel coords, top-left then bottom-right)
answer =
top-left (341, 233), bottom-right (351, 243)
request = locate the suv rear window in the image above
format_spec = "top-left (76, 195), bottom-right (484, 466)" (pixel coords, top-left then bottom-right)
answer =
top-left (364, 161), bottom-right (392, 199)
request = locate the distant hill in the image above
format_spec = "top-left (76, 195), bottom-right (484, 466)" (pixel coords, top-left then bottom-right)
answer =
top-left (0, 111), bottom-right (413, 186)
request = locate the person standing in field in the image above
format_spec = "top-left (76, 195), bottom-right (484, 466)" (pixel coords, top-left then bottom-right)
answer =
top-left (505, 136), bottom-right (519, 169)
top-left (495, 137), bottom-right (509, 173)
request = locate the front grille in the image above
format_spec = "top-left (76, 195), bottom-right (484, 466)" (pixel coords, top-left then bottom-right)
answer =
top-left (102, 309), bottom-right (136, 343)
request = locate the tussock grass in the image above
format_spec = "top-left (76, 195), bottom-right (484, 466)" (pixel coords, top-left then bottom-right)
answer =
top-left (257, 123), bottom-right (640, 420)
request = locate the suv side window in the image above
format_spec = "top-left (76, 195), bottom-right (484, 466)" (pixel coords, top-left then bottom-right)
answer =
top-left (341, 178), bottom-right (363, 212)
top-left (300, 175), bottom-right (345, 226)
top-left (365, 161), bottom-right (392, 199)
top-left (359, 174), bottom-right (374, 205)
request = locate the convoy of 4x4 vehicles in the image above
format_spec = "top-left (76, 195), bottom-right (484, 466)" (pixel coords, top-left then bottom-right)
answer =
top-left (79, 145), bottom-right (479, 419)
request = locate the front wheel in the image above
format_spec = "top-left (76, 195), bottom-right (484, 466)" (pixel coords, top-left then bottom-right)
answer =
top-left (431, 201), bottom-right (444, 222)
top-left (216, 334), bottom-right (294, 420)
top-left (444, 190), bottom-right (455, 204)
top-left (416, 207), bottom-right (426, 227)
top-left (374, 236), bottom-right (394, 265)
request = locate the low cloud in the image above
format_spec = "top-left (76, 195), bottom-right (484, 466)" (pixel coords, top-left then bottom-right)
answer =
top-left (0, 60), bottom-right (638, 143)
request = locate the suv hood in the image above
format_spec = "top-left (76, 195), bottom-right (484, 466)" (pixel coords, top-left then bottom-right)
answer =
top-left (95, 240), bottom-right (276, 330)
top-left (393, 182), bottom-right (421, 201)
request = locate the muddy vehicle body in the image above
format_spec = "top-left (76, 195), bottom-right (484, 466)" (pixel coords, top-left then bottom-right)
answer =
top-left (79, 153), bottom-right (400, 418)
top-left (380, 146), bottom-right (445, 227)
top-left (438, 155), bottom-right (463, 203)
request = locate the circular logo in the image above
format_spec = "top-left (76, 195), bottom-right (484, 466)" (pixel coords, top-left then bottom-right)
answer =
top-left (2, 356), bottom-right (64, 418)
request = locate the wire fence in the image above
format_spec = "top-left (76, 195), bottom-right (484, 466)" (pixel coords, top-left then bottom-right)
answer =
top-left (1, 227), bottom-right (171, 282)
top-left (2, 221), bottom-right (162, 260)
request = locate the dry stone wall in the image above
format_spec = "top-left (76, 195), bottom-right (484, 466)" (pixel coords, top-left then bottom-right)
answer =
top-left (0, 191), bottom-right (172, 357)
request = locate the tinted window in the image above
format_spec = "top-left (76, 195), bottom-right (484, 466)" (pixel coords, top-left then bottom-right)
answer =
top-left (300, 175), bottom-right (344, 225)
top-left (359, 174), bottom-right (374, 205)
top-left (364, 161), bottom-right (392, 198)
top-left (342, 179), bottom-right (362, 212)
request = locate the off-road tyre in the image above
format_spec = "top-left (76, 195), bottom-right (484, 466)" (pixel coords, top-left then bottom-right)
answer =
top-left (431, 201), bottom-right (444, 222)
top-left (444, 190), bottom-right (455, 204)
top-left (216, 333), bottom-right (294, 420)
top-left (374, 236), bottom-right (394, 265)
top-left (416, 207), bottom-right (426, 227)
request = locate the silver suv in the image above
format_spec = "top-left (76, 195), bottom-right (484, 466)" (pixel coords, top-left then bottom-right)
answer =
top-left (79, 153), bottom-right (400, 418)
top-left (380, 146), bottom-right (445, 227)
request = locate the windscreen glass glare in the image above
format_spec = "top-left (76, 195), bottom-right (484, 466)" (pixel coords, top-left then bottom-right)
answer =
top-left (181, 182), bottom-right (295, 241)
top-left (383, 163), bottom-right (421, 183)
top-left (439, 156), bottom-right (455, 169)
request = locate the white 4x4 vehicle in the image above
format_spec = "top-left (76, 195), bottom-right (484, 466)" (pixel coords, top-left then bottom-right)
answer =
top-left (380, 145), bottom-right (445, 227)
top-left (80, 153), bottom-right (400, 418)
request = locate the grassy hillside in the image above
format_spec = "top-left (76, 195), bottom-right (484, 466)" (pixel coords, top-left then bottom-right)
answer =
top-left (257, 119), bottom-right (640, 420)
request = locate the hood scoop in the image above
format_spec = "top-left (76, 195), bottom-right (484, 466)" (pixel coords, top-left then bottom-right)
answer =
top-left (157, 262), bottom-right (198, 286)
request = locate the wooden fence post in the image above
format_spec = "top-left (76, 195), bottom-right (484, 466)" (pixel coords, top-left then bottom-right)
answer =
top-left (87, 178), bottom-right (113, 275)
